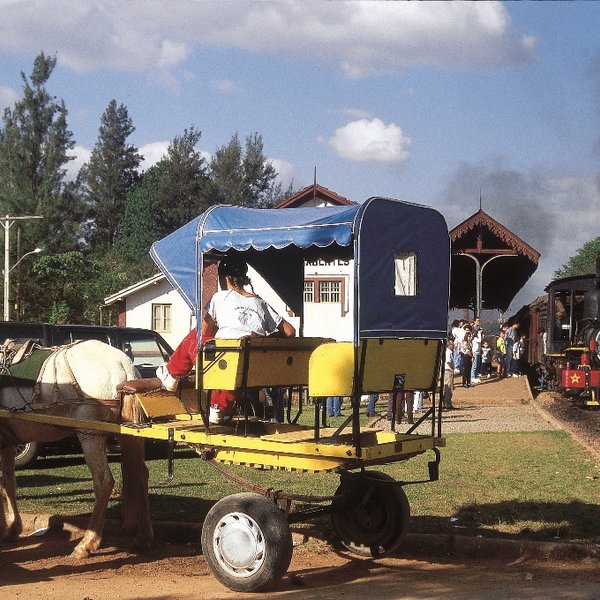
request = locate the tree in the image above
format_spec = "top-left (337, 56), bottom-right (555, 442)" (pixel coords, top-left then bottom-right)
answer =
top-left (116, 164), bottom-right (164, 279)
top-left (118, 126), bottom-right (211, 264)
top-left (555, 236), bottom-right (600, 278)
top-left (82, 100), bottom-right (141, 251)
top-left (153, 126), bottom-right (212, 233)
top-left (29, 251), bottom-right (96, 323)
top-left (210, 132), bottom-right (278, 207)
top-left (0, 52), bottom-right (77, 249)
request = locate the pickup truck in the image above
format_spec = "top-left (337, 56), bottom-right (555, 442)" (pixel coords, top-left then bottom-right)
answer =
top-left (0, 321), bottom-right (174, 467)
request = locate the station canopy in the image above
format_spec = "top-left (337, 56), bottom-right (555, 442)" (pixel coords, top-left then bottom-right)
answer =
top-left (450, 209), bottom-right (540, 313)
top-left (150, 198), bottom-right (451, 342)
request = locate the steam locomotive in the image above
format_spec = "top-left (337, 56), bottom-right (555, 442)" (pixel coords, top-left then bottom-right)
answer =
top-left (516, 262), bottom-right (600, 407)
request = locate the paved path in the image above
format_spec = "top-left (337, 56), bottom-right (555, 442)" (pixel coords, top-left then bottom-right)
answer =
top-left (442, 375), bottom-right (560, 434)
top-left (371, 375), bottom-right (561, 434)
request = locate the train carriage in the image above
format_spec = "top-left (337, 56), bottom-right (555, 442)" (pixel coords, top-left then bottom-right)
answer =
top-left (517, 263), bottom-right (600, 406)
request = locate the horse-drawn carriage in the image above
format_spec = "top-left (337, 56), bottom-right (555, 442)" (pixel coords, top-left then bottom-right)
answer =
top-left (0, 197), bottom-right (450, 592)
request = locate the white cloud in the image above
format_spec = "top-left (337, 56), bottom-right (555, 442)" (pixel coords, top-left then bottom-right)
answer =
top-left (139, 141), bottom-right (170, 171)
top-left (268, 158), bottom-right (295, 189)
top-left (341, 107), bottom-right (372, 119)
top-left (157, 39), bottom-right (187, 69)
top-left (66, 144), bottom-right (91, 181)
top-left (139, 142), bottom-right (212, 171)
top-left (323, 118), bottom-right (411, 164)
top-left (0, 1), bottom-right (535, 79)
top-left (0, 85), bottom-right (18, 109)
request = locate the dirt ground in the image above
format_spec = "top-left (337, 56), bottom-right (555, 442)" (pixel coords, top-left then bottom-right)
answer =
top-left (3, 377), bottom-right (600, 599)
top-left (2, 527), bottom-right (600, 600)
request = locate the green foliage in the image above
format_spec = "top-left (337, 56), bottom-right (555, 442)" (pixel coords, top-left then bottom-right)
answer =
top-left (82, 99), bottom-right (141, 250)
top-left (30, 251), bottom-right (97, 323)
top-left (0, 51), bottom-right (77, 251)
top-left (210, 132), bottom-right (279, 207)
top-left (119, 126), bottom-right (212, 262)
top-left (154, 126), bottom-right (212, 231)
top-left (117, 165), bottom-right (164, 260)
top-left (555, 236), bottom-right (600, 279)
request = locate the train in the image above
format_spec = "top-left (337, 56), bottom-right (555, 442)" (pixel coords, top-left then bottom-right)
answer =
top-left (515, 260), bottom-right (600, 407)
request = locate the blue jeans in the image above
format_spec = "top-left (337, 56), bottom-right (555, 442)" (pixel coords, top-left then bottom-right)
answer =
top-left (506, 343), bottom-right (517, 375)
top-left (366, 394), bottom-right (378, 415)
top-left (471, 353), bottom-right (481, 379)
top-left (327, 396), bottom-right (342, 416)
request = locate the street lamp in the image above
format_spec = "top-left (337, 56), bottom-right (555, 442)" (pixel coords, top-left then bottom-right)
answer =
top-left (3, 247), bottom-right (42, 321)
top-left (2, 214), bottom-right (43, 321)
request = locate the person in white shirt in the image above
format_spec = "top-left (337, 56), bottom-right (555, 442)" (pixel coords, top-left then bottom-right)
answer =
top-left (202, 258), bottom-right (295, 340)
top-left (470, 318), bottom-right (483, 383)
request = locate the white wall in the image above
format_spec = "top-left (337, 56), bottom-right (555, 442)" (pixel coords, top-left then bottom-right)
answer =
top-left (303, 259), bottom-right (354, 341)
top-left (124, 278), bottom-right (196, 349)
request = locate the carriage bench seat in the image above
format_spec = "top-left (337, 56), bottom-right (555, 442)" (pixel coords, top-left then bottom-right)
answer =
top-left (200, 337), bottom-right (332, 391)
top-left (309, 338), bottom-right (443, 397)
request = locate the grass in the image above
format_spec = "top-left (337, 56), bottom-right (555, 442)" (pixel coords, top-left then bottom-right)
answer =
top-left (14, 429), bottom-right (600, 544)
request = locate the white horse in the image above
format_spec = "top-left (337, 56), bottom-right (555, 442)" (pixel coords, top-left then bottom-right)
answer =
top-left (0, 340), bottom-right (153, 558)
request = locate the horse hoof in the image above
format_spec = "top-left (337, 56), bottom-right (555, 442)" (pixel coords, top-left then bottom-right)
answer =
top-left (69, 547), bottom-right (91, 559)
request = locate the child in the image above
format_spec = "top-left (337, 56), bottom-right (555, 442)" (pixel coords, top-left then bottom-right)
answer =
top-left (496, 329), bottom-right (507, 378)
top-left (481, 340), bottom-right (492, 378)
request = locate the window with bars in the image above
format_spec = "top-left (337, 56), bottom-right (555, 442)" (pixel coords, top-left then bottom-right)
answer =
top-left (304, 281), bottom-right (315, 302)
top-left (319, 280), bottom-right (341, 303)
top-left (304, 277), bottom-right (346, 316)
top-left (152, 303), bottom-right (172, 332)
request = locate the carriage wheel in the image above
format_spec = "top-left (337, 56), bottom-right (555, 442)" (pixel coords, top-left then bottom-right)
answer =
top-left (201, 492), bottom-right (293, 592)
top-left (331, 471), bottom-right (410, 558)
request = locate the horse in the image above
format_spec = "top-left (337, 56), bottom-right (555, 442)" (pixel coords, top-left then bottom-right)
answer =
top-left (0, 339), bottom-right (153, 558)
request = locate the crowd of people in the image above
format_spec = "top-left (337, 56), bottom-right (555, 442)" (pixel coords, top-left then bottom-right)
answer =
top-left (449, 318), bottom-right (526, 388)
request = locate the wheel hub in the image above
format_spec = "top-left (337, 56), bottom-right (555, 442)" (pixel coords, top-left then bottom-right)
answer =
top-left (213, 512), bottom-right (266, 577)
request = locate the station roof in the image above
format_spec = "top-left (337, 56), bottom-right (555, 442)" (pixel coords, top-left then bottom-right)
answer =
top-left (450, 209), bottom-right (540, 312)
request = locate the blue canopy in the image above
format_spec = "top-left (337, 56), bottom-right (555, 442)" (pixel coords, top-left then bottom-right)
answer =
top-left (150, 197), bottom-right (450, 342)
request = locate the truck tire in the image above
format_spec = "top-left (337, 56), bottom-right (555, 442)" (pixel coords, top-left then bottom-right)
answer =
top-left (15, 441), bottom-right (40, 469)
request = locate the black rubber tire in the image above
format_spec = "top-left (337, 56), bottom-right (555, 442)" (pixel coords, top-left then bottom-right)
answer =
top-left (14, 441), bottom-right (40, 469)
top-left (331, 471), bottom-right (410, 557)
top-left (201, 492), bottom-right (293, 592)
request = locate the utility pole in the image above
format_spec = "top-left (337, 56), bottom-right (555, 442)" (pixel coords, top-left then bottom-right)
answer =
top-left (2, 214), bottom-right (43, 320)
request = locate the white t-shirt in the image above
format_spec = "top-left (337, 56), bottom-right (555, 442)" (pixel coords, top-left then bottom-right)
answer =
top-left (205, 289), bottom-right (282, 339)
top-left (444, 347), bottom-right (454, 371)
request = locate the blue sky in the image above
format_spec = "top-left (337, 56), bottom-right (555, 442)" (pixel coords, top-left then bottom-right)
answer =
top-left (1, 1), bottom-right (600, 313)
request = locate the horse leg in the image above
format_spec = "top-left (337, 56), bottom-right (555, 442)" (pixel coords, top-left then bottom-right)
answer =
top-left (0, 442), bottom-right (22, 541)
top-left (71, 432), bottom-right (114, 558)
top-left (119, 434), bottom-right (153, 551)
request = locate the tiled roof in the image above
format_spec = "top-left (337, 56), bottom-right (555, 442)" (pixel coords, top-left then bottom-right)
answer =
top-left (274, 183), bottom-right (356, 208)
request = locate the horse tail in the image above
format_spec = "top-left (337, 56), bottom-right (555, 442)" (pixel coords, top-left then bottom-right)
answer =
top-left (120, 391), bottom-right (145, 425)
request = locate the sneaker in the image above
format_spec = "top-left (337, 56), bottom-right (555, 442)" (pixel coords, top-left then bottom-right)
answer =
top-left (209, 405), bottom-right (225, 424)
top-left (472, 378), bottom-right (481, 384)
